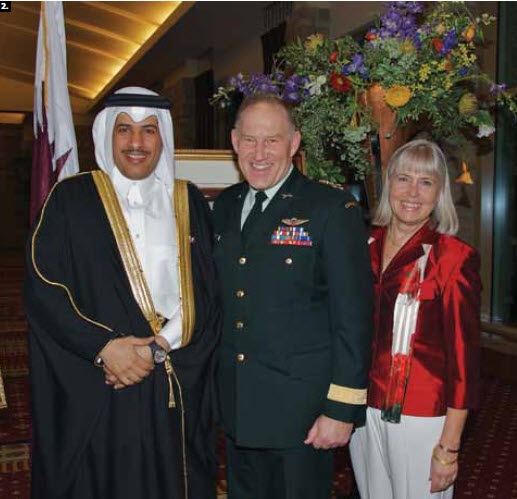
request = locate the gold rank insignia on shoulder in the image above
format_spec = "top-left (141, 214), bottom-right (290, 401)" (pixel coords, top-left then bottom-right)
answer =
top-left (345, 201), bottom-right (358, 209)
top-left (318, 179), bottom-right (345, 191)
top-left (281, 217), bottom-right (309, 226)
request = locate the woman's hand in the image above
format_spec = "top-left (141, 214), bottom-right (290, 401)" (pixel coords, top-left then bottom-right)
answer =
top-left (430, 445), bottom-right (458, 492)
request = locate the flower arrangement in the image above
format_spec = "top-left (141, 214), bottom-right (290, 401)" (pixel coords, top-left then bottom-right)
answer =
top-left (211, 1), bottom-right (516, 184)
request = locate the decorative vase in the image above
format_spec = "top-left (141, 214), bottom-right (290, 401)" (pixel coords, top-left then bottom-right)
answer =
top-left (364, 84), bottom-right (416, 210)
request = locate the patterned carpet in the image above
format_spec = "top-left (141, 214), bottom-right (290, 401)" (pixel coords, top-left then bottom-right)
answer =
top-left (1, 254), bottom-right (517, 498)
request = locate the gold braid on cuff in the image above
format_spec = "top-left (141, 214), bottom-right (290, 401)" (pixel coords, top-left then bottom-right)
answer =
top-left (327, 384), bottom-right (367, 405)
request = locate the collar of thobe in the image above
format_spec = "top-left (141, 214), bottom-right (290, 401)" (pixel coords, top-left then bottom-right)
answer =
top-left (111, 167), bottom-right (162, 217)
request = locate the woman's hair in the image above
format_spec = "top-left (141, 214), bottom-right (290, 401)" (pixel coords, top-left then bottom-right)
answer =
top-left (372, 139), bottom-right (458, 235)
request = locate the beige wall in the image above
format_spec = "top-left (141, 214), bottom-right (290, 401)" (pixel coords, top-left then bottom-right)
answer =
top-left (214, 37), bottom-right (264, 84)
top-left (330, 1), bottom-right (384, 38)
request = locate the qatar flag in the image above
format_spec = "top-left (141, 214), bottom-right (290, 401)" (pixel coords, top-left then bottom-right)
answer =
top-left (30, 1), bottom-right (79, 224)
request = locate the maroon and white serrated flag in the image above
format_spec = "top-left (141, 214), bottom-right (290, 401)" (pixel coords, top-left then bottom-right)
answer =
top-left (30, 1), bottom-right (79, 224)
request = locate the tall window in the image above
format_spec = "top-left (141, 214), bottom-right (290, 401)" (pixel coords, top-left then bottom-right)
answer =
top-left (492, 2), bottom-right (517, 325)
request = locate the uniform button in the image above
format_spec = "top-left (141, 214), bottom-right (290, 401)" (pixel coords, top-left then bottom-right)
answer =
top-left (239, 257), bottom-right (247, 265)
top-left (285, 257), bottom-right (293, 265)
top-left (236, 321), bottom-right (244, 329)
top-left (236, 290), bottom-right (245, 298)
top-left (236, 353), bottom-right (246, 362)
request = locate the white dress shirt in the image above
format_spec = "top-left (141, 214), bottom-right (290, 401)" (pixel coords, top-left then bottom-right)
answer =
top-left (240, 165), bottom-right (293, 228)
top-left (111, 167), bottom-right (182, 350)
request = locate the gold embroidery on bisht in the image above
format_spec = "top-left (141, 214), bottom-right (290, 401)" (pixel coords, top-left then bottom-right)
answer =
top-left (93, 171), bottom-right (180, 408)
top-left (174, 179), bottom-right (196, 348)
top-left (327, 383), bottom-right (367, 405)
top-left (345, 201), bottom-right (358, 209)
top-left (92, 171), bottom-right (158, 328)
top-left (32, 173), bottom-right (114, 335)
top-left (92, 172), bottom-right (190, 496)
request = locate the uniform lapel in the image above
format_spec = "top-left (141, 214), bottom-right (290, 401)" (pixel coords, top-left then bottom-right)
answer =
top-left (228, 182), bottom-right (248, 236)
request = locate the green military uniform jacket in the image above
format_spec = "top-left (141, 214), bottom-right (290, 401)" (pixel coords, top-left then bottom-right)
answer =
top-left (213, 168), bottom-right (373, 449)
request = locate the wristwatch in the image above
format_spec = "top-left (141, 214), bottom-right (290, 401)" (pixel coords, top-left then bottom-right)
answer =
top-left (149, 341), bottom-right (167, 365)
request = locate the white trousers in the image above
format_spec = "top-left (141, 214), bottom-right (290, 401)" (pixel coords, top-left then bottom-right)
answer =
top-left (349, 407), bottom-right (453, 499)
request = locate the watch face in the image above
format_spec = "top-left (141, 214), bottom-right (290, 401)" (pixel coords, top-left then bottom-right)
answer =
top-left (153, 347), bottom-right (167, 364)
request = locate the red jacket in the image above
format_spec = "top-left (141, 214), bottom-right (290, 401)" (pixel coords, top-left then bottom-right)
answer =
top-left (367, 223), bottom-right (481, 416)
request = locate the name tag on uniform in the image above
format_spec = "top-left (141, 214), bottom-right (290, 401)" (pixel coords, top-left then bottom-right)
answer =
top-left (270, 226), bottom-right (312, 246)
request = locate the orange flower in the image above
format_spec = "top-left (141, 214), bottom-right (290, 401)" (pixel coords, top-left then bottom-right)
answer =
top-left (462, 23), bottom-right (475, 42)
top-left (385, 86), bottom-right (412, 107)
top-left (330, 52), bottom-right (338, 63)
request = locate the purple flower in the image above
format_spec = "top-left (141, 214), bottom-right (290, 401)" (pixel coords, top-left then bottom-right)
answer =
top-left (383, 12), bottom-right (402, 34)
top-left (248, 73), bottom-right (280, 95)
top-left (285, 77), bottom-right (298, 92)
top-left (386, 1), bottom-right (423, 14)
top-left (490, 83), bottom-right (507, 94)
top-left (404, 1), bottom-right (423, 14)
top-left (441, 27), bottom-right (458, 55)
top-left (342, 53), bottom-right (368, 78)
top-left (458, 66), bottom-right (468, 76)
top-left (282, 91), bottom-right (300, 103)
top-left (413, 32), bottom-right (422, 50)
top-left (380, 1), bottom-right (421, 39)
top-left (297, 75), bottom-right (310, 86)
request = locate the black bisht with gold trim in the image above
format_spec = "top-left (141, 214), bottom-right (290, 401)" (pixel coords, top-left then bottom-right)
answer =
top-left (214, 167), bottom-right (373, 448)
top-left (25, 172), bottom-right (221, 499)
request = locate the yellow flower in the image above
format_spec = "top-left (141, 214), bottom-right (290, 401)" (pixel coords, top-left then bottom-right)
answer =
top-left (459, 93), bottom-right (478, 115)
top-left (436, 23), bottom-right (446, 35)
top-left (419, 64), bottom-right (431, 82)
top-left (400, 40), bottom-right (415, 54)
top-left (438, 60), bottom-right (449, 71)
top-left (444, 78), bottom-right (453, 91)
top-left (304, 33), bottom-right (324, 52)
top-left (462, 24), bottom-right (476, 42)
top-left (385, 86), bottom-right (412, 107)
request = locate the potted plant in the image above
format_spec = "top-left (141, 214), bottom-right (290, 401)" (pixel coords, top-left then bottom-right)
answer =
top-left (211, 1), bottom-right (516, 186)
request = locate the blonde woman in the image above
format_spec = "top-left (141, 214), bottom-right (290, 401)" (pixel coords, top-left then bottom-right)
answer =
top-left (350, 140), bottom-right (481, 499)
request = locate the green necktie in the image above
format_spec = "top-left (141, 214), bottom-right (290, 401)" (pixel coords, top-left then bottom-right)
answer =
top-left (241, 190), bottom-right (267, 242)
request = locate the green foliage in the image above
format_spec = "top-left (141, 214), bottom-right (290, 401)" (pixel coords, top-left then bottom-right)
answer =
top-left (211, 2), bottom-right (516, 182)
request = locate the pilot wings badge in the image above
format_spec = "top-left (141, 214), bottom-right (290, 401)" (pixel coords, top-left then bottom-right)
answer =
top-left (281, 217), bottom-right (309, 226)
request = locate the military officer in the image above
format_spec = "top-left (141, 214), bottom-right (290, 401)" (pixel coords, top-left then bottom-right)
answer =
top-left (213, 93), bottom-right (373, 499)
